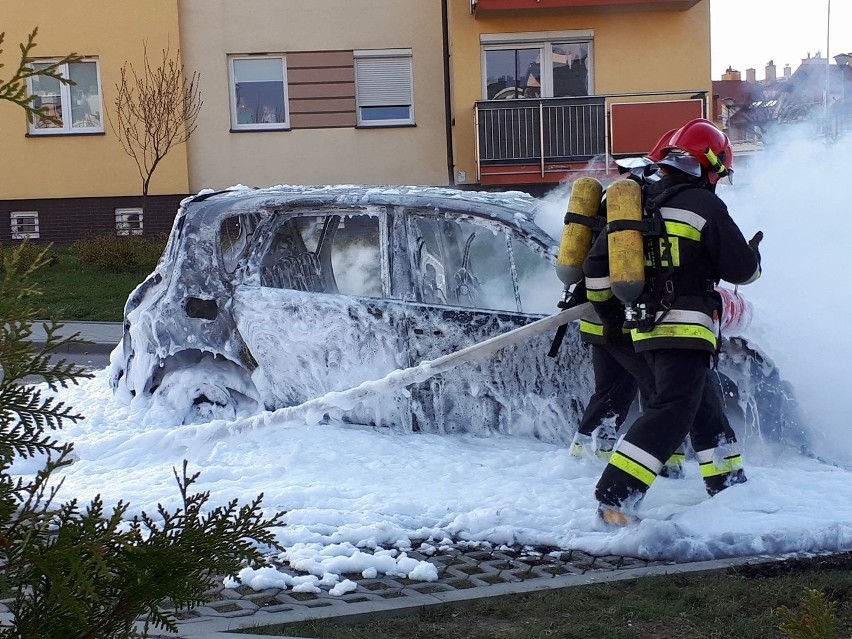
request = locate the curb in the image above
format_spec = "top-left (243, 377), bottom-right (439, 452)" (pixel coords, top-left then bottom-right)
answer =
top-left (29, 341), bottom-right (118, 355)
top-left (164, 553), bottom-right (783, 638)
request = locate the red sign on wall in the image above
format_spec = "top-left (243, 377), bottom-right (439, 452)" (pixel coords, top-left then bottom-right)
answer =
top-left (609, 99), bottom-right (705, 156)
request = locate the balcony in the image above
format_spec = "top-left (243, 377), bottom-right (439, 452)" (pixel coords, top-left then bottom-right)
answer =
top-left (474, 90), bottom-right (706, 185)
top-left (471, 0), bottom-right (702, 15)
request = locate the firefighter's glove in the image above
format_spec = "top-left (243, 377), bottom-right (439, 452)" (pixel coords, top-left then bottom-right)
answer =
top-left (748, 231), bottom-right (763, 262)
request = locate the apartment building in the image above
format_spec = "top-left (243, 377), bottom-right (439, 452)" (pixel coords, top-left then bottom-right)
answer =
top-left (1, 0), bottom-right (717, 243)
top-left (177, 0), bottom-right (450, 192)
top-left (449, 0), bottom-right (712, 187)
top-left (0, 0), bottom-right (188, 243)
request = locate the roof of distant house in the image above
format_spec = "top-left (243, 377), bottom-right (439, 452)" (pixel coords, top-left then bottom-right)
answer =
top-left (713, 79), bottom-right (763, 106)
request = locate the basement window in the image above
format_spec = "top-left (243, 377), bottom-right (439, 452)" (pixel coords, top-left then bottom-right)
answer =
top-left (11, 211), bottom-right (40, 239)
top-left (116, 208), bottom-right (143, 236)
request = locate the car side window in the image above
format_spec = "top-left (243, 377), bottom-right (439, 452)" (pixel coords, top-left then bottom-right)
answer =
top-left (330, 214), bottom-right (382, 297)
top-left (511, 237), bottom-right (563, 315)
top-left (411, 215), bottom-right (518, 312)
top-left (220, 213), bottom-right (261, 274)
top-left (259, 211), bottom-right (382, 298)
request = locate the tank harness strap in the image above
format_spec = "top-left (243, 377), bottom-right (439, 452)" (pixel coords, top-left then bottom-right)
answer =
top-left (603, 217), bottom-right (662, 234)
top-left (563, 212), bottom-right (606, 233)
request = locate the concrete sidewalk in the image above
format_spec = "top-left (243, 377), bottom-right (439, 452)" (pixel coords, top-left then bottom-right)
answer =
top-left (28, 320), bottom-right (123, 354)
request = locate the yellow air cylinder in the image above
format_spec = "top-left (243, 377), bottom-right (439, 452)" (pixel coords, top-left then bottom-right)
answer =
top-left (555, 177), bottom-right (603, 287)
top-left (606, 179), bottom-right (645, 304)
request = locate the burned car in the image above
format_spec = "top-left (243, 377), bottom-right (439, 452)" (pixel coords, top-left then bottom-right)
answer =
top-left (109, 185), bottom-right (801, 446)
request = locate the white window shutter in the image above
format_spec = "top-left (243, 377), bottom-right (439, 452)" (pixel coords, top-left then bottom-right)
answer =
top-left (356, 58), bottom-right (412, 107)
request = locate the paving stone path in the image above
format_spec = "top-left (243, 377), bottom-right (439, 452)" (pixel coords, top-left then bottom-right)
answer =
top-left (143, 542), bottom-right (763, 638)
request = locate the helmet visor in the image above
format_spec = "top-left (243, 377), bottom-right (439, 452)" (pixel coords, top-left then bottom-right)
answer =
top-left (657, 151), bottom-right (702, 177)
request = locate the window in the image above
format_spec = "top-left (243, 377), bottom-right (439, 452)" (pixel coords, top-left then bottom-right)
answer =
top-left (354, 49), bottom-right (414, 126)
top-left (11, 212), bottom-right (39, 239)
top-left (116, 208), bottom-right (143, 236)
top-left (511, 237), bottom-right (562, 315)
top-left (220, 213), bottom-right (262, 274)
top-left (411, 215), bottom-right (523, 312)
top-left (260, 211), bottom-right (383, 298)
top-left (230, 56), bottom-right (290, 130)
top-left (482, 33), bottom-right (592, 100)
top-left (27, 59), bottom-right (103, 134)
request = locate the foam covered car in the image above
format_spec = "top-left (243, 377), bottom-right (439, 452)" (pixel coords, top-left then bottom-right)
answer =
top-left (108, 185), bottom-right (800, 445)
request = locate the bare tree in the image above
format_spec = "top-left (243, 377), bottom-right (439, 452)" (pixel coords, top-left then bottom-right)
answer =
top-left (0, 27), bottom-right (81, 125)
top-left (110, 44), bottom-right (202, 212)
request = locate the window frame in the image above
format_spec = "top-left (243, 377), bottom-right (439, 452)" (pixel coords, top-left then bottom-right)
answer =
top-left (11, 211), bottom-right (40, 240)
top-left (115, 207), bottom-right (144, 236)
top-left (354, 49), bottom-right (415, 127)
top-left (228, 55), bottom-right (291, 131)
top-left (480, 31), bottom-right (594, 100)
top-left (27, 58), bottom-right (104, 135)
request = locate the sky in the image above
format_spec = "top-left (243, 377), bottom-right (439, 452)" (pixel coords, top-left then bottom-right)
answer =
top-left (16, 125), bottom-right (852, 595)
top-left (710, 0), bottom-right (852, 81)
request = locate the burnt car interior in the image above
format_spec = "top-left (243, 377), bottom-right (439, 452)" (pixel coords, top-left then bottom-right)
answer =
top-left (216, 204), bottom-right (554, 316)
top-left (249, 210), bottom-right (382, 298)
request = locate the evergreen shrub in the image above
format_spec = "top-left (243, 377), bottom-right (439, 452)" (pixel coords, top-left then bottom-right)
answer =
top-left (71, 234), bottom-right (167, 274)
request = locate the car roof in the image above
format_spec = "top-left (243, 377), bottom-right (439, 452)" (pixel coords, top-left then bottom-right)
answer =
top-left (177, 184), bottom-right (555, 251)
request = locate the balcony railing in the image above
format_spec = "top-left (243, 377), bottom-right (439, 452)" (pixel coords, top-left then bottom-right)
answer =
top-left (474, 90), bottom-right (707, 184)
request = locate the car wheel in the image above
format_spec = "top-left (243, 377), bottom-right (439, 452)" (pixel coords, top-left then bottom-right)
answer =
top-left (152, 354), bottom-right (259, 425)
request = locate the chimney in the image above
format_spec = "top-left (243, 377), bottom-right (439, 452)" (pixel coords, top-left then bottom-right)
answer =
top-left (784, 64), bottom-right (792, 79)
top-left (746, 68), bottom-right (756, 83)
top-left (722, 66), bottom-right (742, 81)
top-left (765, 60), bottom-right (777, 83)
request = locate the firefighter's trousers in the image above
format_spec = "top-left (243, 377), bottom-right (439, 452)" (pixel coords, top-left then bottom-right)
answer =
top-left (595, 348), bottom-right (744, 509)
top-left (577, 343), bottom-right (652, 438)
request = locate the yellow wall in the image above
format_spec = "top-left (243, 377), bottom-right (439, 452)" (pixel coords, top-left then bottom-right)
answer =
top-left (448, 0), bottom-right (711, 183)
top-left (179, 0), bottom-right (450, 191)
top-left (0, 0), bottom-right (189, 200)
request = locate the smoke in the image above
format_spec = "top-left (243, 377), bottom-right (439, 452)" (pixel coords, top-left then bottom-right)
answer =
top-left (536, 182), bottom-right (574, 241)
top-left (332, 241), bottom-right (382, 298)
top-left (718, 125), bottom-right (852, 466)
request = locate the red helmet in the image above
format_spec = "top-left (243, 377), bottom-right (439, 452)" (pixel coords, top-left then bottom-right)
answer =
top-left (645, 128), bottom-right (678, 163)
top-left (658, 118), bottom-right (733, 184)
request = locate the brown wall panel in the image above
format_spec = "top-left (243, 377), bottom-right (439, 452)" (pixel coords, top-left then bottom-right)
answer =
top-left (289, 83), bottom-right (356, 99)
top-left (290, 98), bottom-right (357, 114)
top-left (288, 50), bottom-right (355, 68)
top-left (288, 66), bottom-right (356, 85)
top-left (290, 112), bottom-right (357, 129)
top-left (286, 50), bottom-right (357, 128)
top-left (610, 99), bottom-right (704, 155)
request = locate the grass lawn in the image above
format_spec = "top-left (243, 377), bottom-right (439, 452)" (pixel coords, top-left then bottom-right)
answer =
top-left (28, 247), bottom-right (151, 322)
top-left (244, 554), bottom-right (852, 638)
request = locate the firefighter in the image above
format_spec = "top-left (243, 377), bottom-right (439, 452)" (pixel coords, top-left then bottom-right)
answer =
top-left (568, 154), bottom-right (686, 477)
top-left (567, 159), bottom-right (657, 460)
top-left (584, 118), bottom-right (763, 526)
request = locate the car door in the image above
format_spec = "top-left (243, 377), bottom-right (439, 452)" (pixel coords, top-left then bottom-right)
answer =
top-left (401, 209), bottom-right (593, 444)
top-left (229, 206), bottom-right (414, 428)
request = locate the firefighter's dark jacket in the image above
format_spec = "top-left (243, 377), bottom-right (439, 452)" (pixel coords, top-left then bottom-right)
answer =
top-left (583, 173), bottom-right (761, 353)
